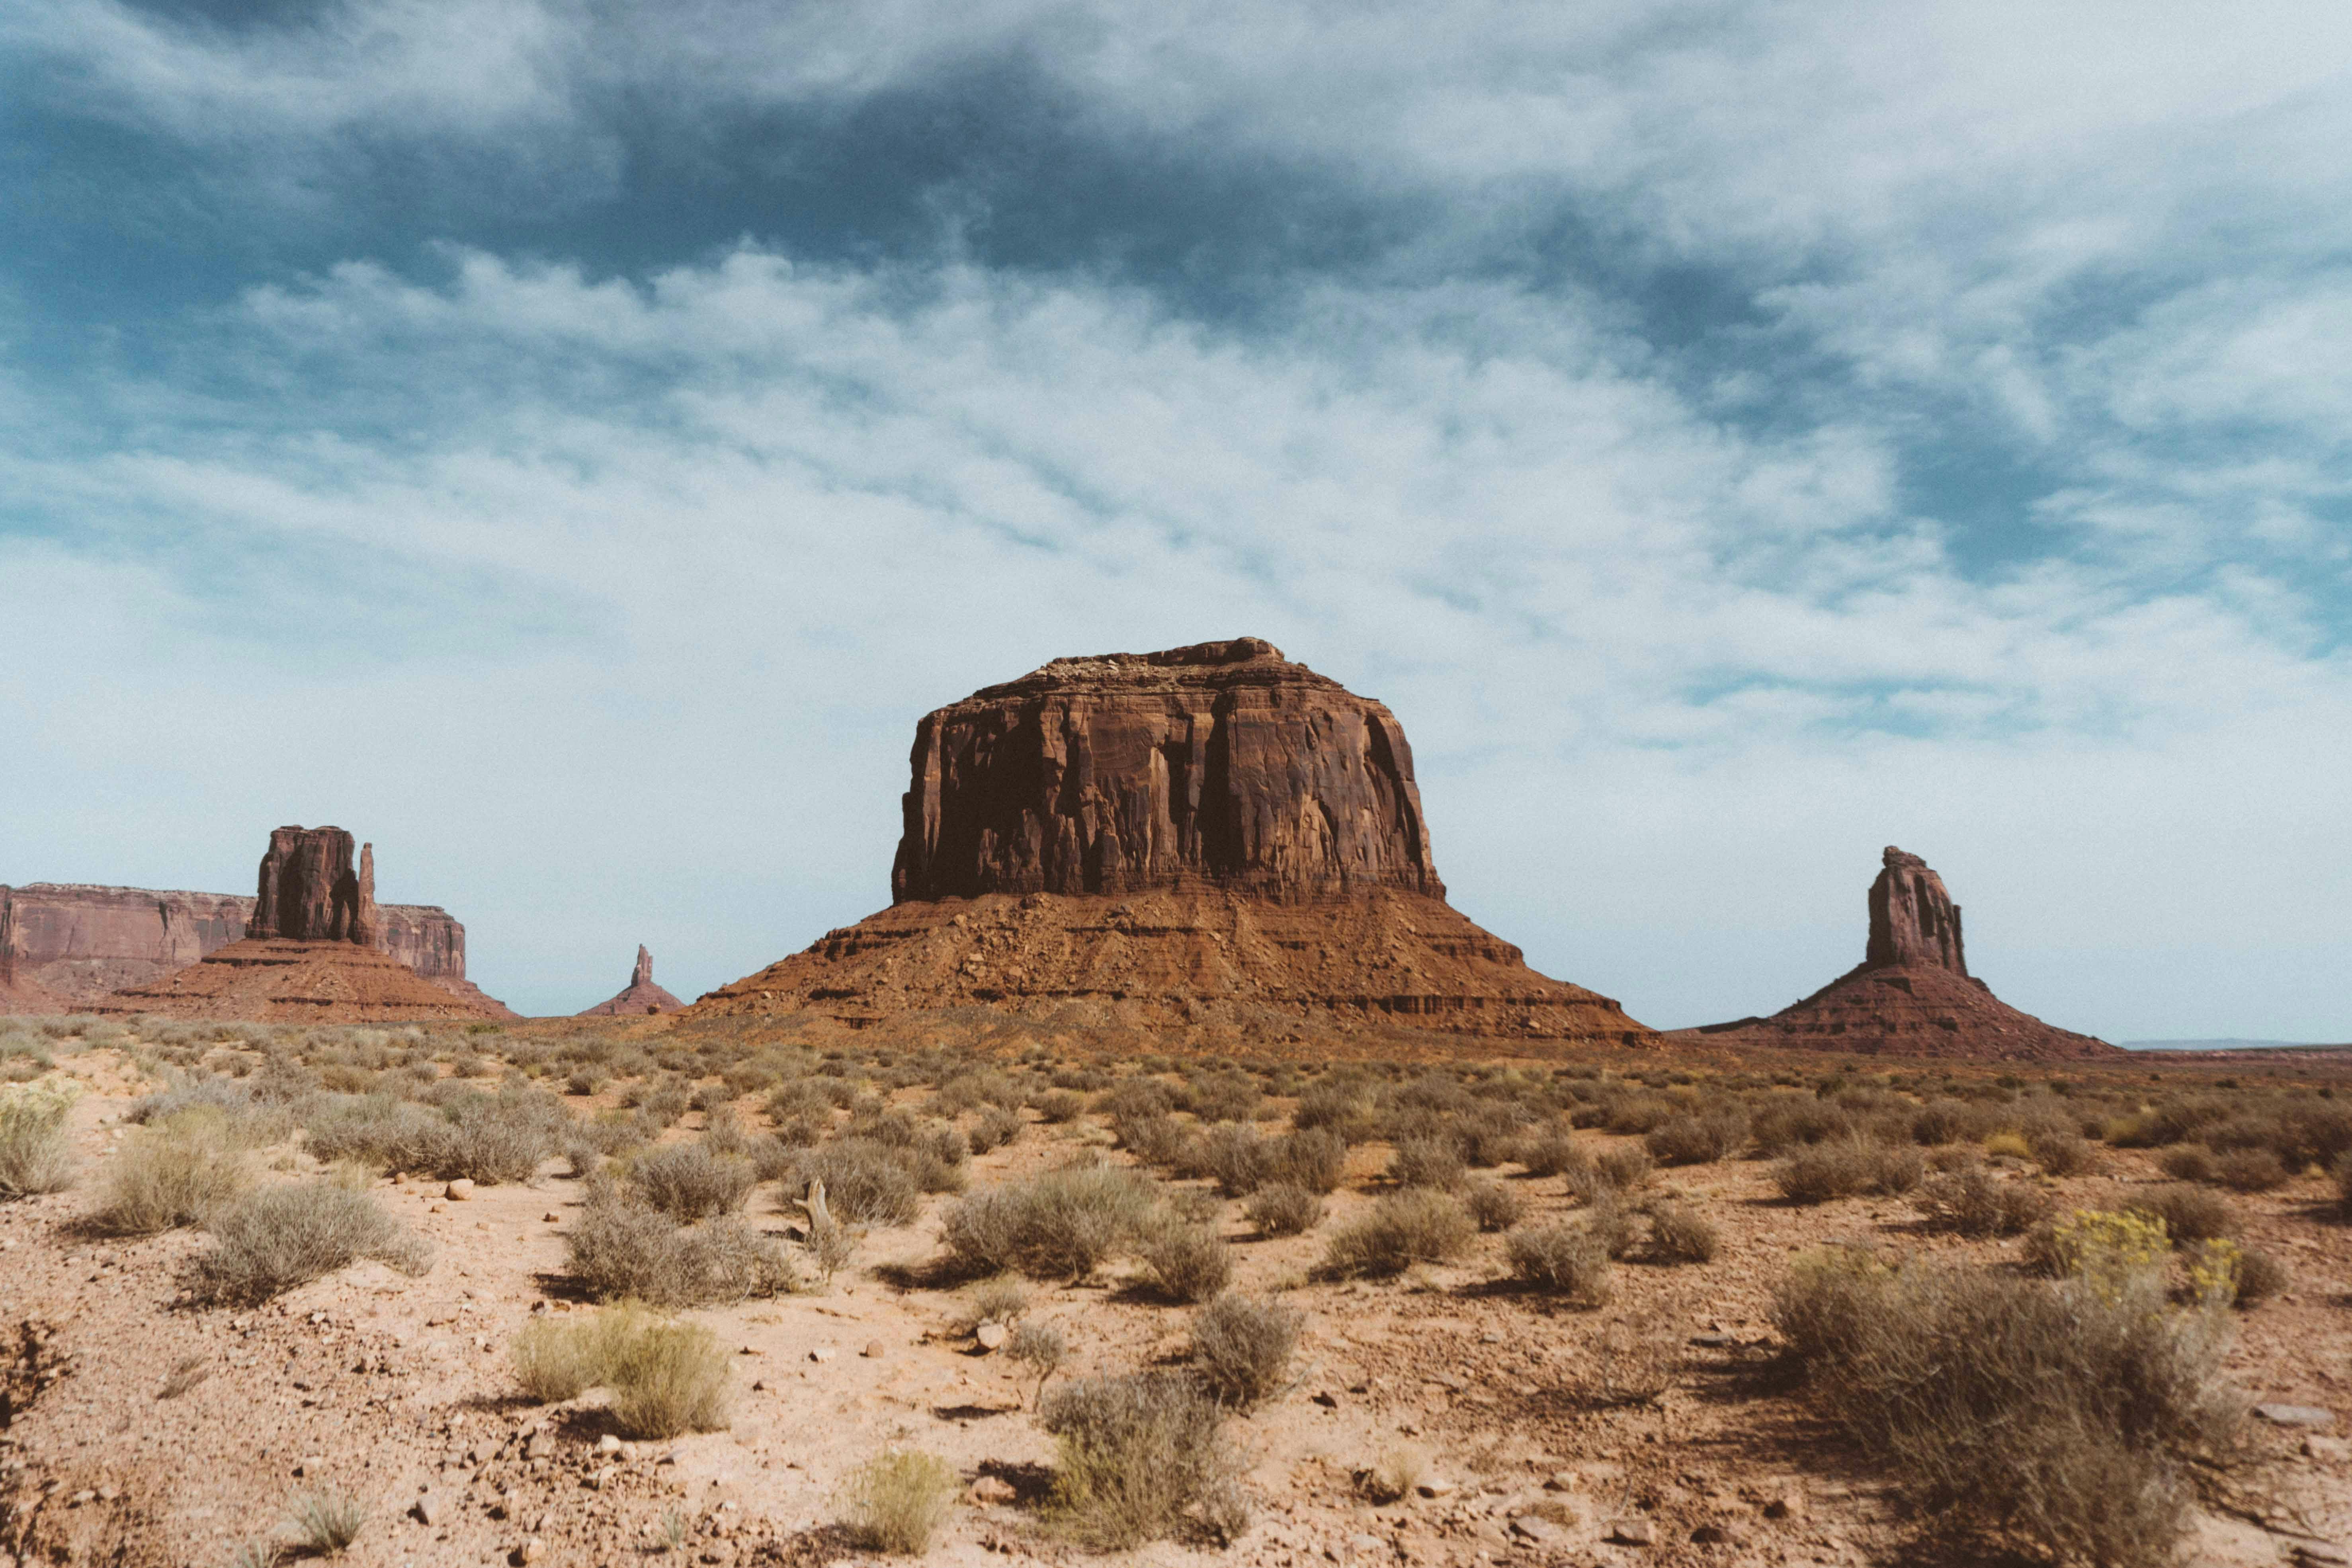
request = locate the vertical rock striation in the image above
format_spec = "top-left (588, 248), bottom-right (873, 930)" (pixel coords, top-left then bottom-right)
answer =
top-left (1865, 847), bottom-right (1966, 972)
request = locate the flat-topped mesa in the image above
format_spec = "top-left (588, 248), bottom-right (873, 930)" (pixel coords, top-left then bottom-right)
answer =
top-left (1865, 847), bottom-right (1966, 973)
top-left (891, 637), bottom-right (1441, 906)
top-left (252, 826), bottom-right (378, 946)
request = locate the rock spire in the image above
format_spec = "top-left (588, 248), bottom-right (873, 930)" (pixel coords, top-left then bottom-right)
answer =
top-left (578, 945), bottom-right (686, 1017)
top-left (1865, 847), bottom-right (1965, 973)
top-left (252, 826), bottom-right (379, 946)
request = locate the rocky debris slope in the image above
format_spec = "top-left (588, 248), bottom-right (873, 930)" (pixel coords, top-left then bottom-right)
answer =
top-left (89, 828), bottom-right (516, 1022)
top-left (0, 879), bottom-right (473, 1007)
top-left (576, 945), bottom-right (684, 1016)
top-left (693, 639), bottom-right (1649, 1044)
top-left (1672, 846), bottom-right (2119, 1061)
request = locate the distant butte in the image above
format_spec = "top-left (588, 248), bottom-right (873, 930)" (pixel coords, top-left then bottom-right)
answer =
top-left (579, 945), bottom-right (685, 1017)
top-left (689, 638), bottom-right (1649, 1044)
top-left (94, 826), bottom-right (517, 1022)
top-left (1671, 846), bottom-right (2120, 1061)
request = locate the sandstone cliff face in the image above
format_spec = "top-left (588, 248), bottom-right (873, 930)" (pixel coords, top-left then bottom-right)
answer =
top-left (891, 639), bottom-right (1441, 904)
top-left (0, 881), bottom-right (469, 1006)
top-left (1672, 845), bottom-right (2117, 1061)
top-left (699, 637), bottom-right (1647, 1047)
top-left (578, 945), bottom-right (685, 1017)
top-left (252, 826), bottom-right (377, 943)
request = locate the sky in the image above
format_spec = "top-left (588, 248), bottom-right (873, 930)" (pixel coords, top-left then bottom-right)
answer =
top-left (1, 1), bottom-right (2347, 1034)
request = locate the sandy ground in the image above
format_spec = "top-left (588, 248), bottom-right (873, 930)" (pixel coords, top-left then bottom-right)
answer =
top-left (3, 1047), bottom-right (2348, 1568)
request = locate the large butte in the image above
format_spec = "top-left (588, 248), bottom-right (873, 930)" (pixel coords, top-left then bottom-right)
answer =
top-left (689, 637), bottom-right (1650, 1045)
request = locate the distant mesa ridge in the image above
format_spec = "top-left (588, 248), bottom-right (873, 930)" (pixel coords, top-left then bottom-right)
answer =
top-left (693, 638), bottom-right (1649, 1044)
top-left (578, 944), bottom-right (684, 1017)
top-left (72, 826), bottom-right (516, 1022)
top-left (1670, 845), bottom-right (2119, 1061)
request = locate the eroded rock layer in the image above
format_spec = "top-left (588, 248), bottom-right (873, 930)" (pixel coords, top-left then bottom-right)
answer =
top-left (892, 638), bottom-right (1441, 904)
top-left (93, 939), bottom-right (516, 1023)
top-left (579, 946), bottom-right (685, 1017)
top-left (0, 881), bottom-right (472, 1008)
top-left (1673, 846), bottom-right (2118, 1061)
top-left (691, 887), bottom-right (1647, 1041)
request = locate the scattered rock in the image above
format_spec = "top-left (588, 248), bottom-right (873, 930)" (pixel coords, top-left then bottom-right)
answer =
top-left (974, 1323), bottom-right (1008, 1352)
top-left (542, 1212), bottom-right (559, 1223)
top-left (1312, 1391), bottom-right (1340, 1409)
top-left (861, 1341), bottom-right (885, 1359)
top-left (809, 1347), bottom-right (836, 1363)
top-left (1691, 1521), bottom-right (1739, 1545)
top-left (968, 1476), bottom-right (1018, 1506)
top-left (445, 1179), bottom-right (475, 1201)
top-left (512, 1537), bottom-right (545, 1564)
top-left (1607, 1519), bottom-right (1655, 1546)
top-left (2291, 1543), bottom-right (2350, 1568)
top-left (596, 1434), bottom-right (622, 1454)
top-left (2303, 1435), bottom-right (2350, 1461)
top-left (1415, 1480), bottom-right (1453, 1499)
top-left (2255, 1404), bottom-right (2337, 1430)
top-left (294, 1456), bottom-right (323, 1477)
top-left (1762, 1494), bottom-right (1803, 1521)
top-left (413, 1494), bottom-right (441, 1526)
top-left (1511, 1517), bottom-right (1564, 1545)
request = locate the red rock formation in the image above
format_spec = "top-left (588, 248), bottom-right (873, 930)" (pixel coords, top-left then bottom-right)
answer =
top-left (1670, 846), bottom-right (2119, 1061)
top-left (693, 639), bottom-right (1650, 1046)
top-left (0, 881), bottom-right (473, 1007)
top-left (892, 638), bottom-right (1440, 903)
top-left (79, 828), bottom-right (518, 1022)
top-left (578, 945), bottom-right (686, 1017)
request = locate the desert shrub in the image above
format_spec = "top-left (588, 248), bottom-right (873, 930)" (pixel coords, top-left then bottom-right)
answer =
top-left (2028, 1127), bottom-right (2097, 1177)
top-left (2157, 1145), bottom-right (2217, 1183)
top-left (1462, 1177), bottom-right (1523, 1232)
top-left (510, 1312), bottom-right (608, 1402)
top-left (434, 1090), bottom-right (570, 1183)
top-left (1362, 1443), bottom-right (1428, 1503)
top-left (1185, 1072), bottom-right (1261, 1125)
top-left (287, 1484), bottom-right (369, 1556)
top-left (1596, 1144), bottom-right (1654, 1190)
top-left (1646, 1110), bottom-right (1748, 1166)
top-left (608, 1316), bottom-right (733, 1439)
top-left (1292, 1084), bottom-right (1373, 1143)
top-left (1041, 1371), bottom-right (1243, 1549)
top-left (1771, 1249), bottom-right (2243, 1566)
top-left (2025, 1209), bottom-right (2172, 1289)
top-left (85, 1106), bottom-right (256, 1234)
top-left (1773, 1137), bottom-right (1923, 1204)
top-left (2212, 1146), bottom-right (2287, 1193)
top-left (1516, 1128), bottom-right (1583, 1178)
top-left (1196, 1122), bottom-right (1271, 1196)
top-left (1009, 1316), bottom-right (1069, 1404)
top-left (939, 1163), bottom-right (1160, 1280)
top-left (1114, 1111), bottom-right (1190, 1168)
top-left (1914, 1168), bottom-right (2052, 1238)
top-left (631, 1141), bottom-right (756, 1220)
top-left (564, 1193), bottom-right (797, 1306)
top-left (840, 1449), bottom-right (959, 1554)
top-left (1583, 1193), bottom-right (1640, 1259)
top-left (1320, 1189), bottom-right (1475, 1277)
top-left (1242, 1181), bottom-right (1323, 1237)
top-left (1192, 1292), bottom-right (1301, 1407)
top-left (0, 1080), bottom-right (79, 1199)
top-left (1505, 1222), bottom-right (1612, 1303)
top-left (1141, 1220), bottom-right (1233, 1303)
top-left (191, 1181), bottom-right (431, 1305)
top-left (1387, 1135), bottom-right (1466, 1191)
top-left (1264, 1129), bottom-right (1347, 1194)
top-left (963, 1273), bottom-right (1032, 1329)
top-left (1911, 1097), bottom-right (1981, 1146)
top-left (2125, 1185), bottom-right (2238, 1248)
top-left (1035, 1089), bottom-right (1086, 1124)
top-left (795, 1139), bottom-right (922, 1226)
top-left (2227, 1245), bottom-right (2289, 1308)
top-left (968, 1105), bottom-right (1025, 1154)
top-left (1750, 1097), bottom-right (1853, 1155)
top-left (1645, 1201), bottom-right (1719, 1264)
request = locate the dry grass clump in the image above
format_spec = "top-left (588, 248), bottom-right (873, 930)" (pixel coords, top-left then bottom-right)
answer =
top-left (1595, 1144), bottom-right (1654, 1191)
top-left (608, 1315), bottom-right (734, 1439)
top-left (1772, 1137), bottom-right (1924, 1204)
top-left (1462, 1177), bottom-right (1523, 1232)
top-left (631, 1141), bottom-right (756, 1220)
top-left (967, 1105), bottom-right (1025, 1154)
top-left (1386, 1135), bottom-right (1466, 1191)
top-left (1515, 1129), bottom-right (1584, 1178)
top-left (190, 1180), bottom-right (432, 1305)
top-left (1035, 1089), bottom-right (1086, 1124)
top-left (1504, 1222), bottom-right (1612, 1303)
top-left (940, 1163), bottom-right (1160, 1280)
top-left (840, 1449), bottom-right (959, 1554)
top-left (1913, 1167), bottom-right (2053, 1238)
top-left (1041, 1371), bottom-right (1246, 1548)
top-left (1645, 1109), bottom-right (1748, 1166)
top-left (1242, 1181), bottom-right (1323, 1237)
top-left (565, 1192), bottom-right (798, 1305)
top-left (286, 1484), bottom-right (369, 1556)
top-left (85, 1106), bottom-right (257, 1234)
top-left (1645, 1201), bottom-right (1719, 1264)
top-left (1320, 1189), bottom-right (1475, 1277)
top-left (0, 1079), bottom-right (78, 1199)
top-left (1772, 1248), bottom-right (2243, 1567)
top-left (1191, 1292), bottom-right (1301, 1408)
top-left (1141, 1220), bottom-right (1235, 1303)
top-left (1362, 1443), bottom-right (1428, 1503)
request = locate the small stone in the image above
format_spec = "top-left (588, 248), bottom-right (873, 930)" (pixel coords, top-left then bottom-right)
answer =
top-left (1415, 1479), bottom-right (1453, 1499)
top-left (295, 1456), bottom-right (323, 1477)
top-left (414, 1494), bottom-right (442, 1526)
top-left (2292, 1543), bottom-right (2350, 1568)
top-left (429, 1201), bottom-right (446, 1213)
top-left (2303, 1435), bottom-right (2350, 1461)
top-left (586, 1466), bottom-right (615, 1490)
top-left (96, 1484), bottom-right (120, 1502)
top-left (542, 1211), bottom-right (559, 1222)
top-left (1312, 1391), bottom-right (1340, 1409)
top-left (597, 1434), bottom-right (623, 1454)
top-left (1689, 1332), bottom-right (1737, 1347)
top-left (861, 1341), bottom-right (885, 1359)
top-left (1348, 1534), bottom-right (1385, 1554)
top-left (1608, 1518), bottom-right (1655, 1546)
top-left (513, 1537), bottom-right (545, 1564)
top-left (974, 1323), bottom-right (1008, 1352)
top-left (968, 1476), bottom-right (1018, 1506)
top-left (1691, 1522), bottom-right (1738, 1545)
top-left (739, 1344), bottom-right (759, 1355)
top-left (1543, 1471), bottom-right (1578, 1492)
top-left (445, 1179), bottom-right (475, 1201)
top-left (809, 1347), bottom-right (835, 1363)
top-left (1510, 1517), bottom-right (1563, 1545)
top-left (750, 1380), bottom-right (766, 1392)
top-left (2255, 1404), bottom-right (2338, 1430)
